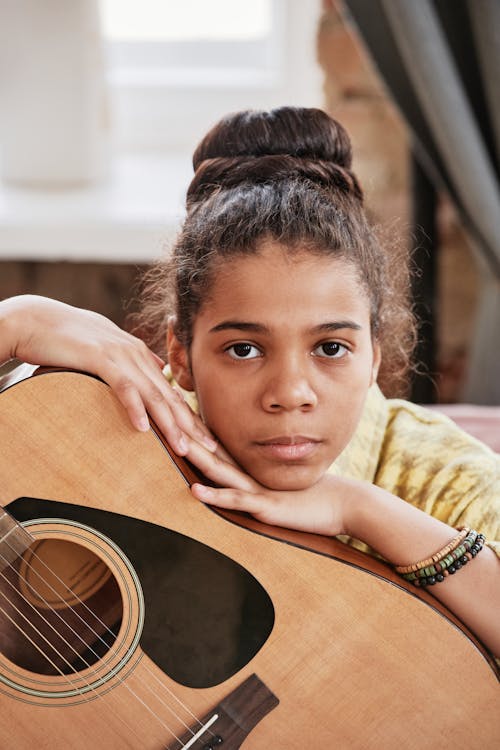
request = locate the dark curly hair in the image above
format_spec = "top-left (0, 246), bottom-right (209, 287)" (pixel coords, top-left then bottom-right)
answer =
top-left (136, 107), bottom-right (415, 396)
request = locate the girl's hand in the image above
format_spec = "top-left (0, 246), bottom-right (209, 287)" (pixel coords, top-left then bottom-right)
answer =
top-left (0, 295), bottom-right (217, 456)
top-left (186, 438), bottom-right (347, 536)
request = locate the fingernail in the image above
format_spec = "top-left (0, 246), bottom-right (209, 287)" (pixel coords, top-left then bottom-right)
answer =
top-left (195, 485), bottom-right (213, 500)
top-left (178, 435), bottom-right (189, 453)
top-left (138, 416), bottom-right (150, 432)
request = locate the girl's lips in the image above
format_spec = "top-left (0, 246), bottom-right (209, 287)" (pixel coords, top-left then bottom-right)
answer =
top-left (254, 437), bottom-right (321, 461)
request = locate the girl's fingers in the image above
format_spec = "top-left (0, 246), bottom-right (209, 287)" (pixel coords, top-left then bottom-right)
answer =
top-left (102, 364), bottom-right (190, 454)
top-left (96, 354), bottom-right (189, 455)
top-left (192, 483), bottom-right (267, 516)
top-left (99, 348), bottom-right (217, 454)
top-left (158, 385), bottom-right (217, 451)
top-left (151, 352), bottom-right (166, 368)
top-left (112, 378), bottom-right (151, 433)
top-left (131, 348), bottom-right (218, 450)
top-left (192, 480), bottom-right (332, 534)
top-left (186, 439), bottom-right (258, 493)
top-left (213, 440), bottom-right (239, 466)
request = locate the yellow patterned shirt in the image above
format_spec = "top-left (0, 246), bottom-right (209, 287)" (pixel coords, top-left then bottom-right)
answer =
top-left (329, 384), bottom-right (500, 559)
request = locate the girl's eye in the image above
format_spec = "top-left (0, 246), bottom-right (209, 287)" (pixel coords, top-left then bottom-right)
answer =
top-left (312, 341), bottom-right (348, 359)
top-left (225, 343), bottom-right (262, 360)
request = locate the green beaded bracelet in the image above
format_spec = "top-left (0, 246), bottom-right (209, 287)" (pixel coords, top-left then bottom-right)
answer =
top-left (411, 534), bottom-right (485, 588)
top-left (401, 529), bottom-right (479, 582)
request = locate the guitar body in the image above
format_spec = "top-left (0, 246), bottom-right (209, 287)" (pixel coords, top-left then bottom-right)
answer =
top-left (0, 370), bottom-right (498, 749)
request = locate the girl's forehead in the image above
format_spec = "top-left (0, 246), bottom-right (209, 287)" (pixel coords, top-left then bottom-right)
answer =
top-left (198, 243), bottom-right (371, 323)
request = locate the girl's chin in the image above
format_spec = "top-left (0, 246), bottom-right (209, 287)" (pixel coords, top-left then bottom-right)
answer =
top-left (251, 464), bottom-right (326, 492)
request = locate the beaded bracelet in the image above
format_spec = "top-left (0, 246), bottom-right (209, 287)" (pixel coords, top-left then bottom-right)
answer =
top-left (394, 528), bottom-right (486, 587)
top-left (394, 526), bottom-right (470, 575)
top-left (403, 531), bottom-right (483, 585)
top-left (401, 529), bottom-right (478, 580)
top-left (412, 534), bottom-right (485, 587)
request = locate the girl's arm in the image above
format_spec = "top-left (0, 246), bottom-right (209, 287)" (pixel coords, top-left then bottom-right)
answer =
top-left (0, 295), bottom-right (217, 455)
top-left (185, 440), bottom-right (500, 657)
top-left (344, 479), bottom-right (500, 658)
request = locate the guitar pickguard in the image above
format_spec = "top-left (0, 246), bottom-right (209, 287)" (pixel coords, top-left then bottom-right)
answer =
top-left (6, 497), bottom-right (275, 690)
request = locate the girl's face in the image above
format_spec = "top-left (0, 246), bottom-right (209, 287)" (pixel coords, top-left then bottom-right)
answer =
top-left (168, 241), bottom-right (380, 491)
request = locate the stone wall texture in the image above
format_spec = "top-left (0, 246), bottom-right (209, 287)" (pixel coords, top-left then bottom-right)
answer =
top-left (318, 0), bottom-right (479, 401)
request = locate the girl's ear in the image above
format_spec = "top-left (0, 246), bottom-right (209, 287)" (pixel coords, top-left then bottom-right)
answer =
top-left (371, 341), bottom-right (381, 385)
top-left (166, 317), bottom-right (194, 391)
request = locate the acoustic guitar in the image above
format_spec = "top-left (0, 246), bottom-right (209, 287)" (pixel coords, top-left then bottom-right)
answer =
top-left (0, 369), bottom-right (498, 749)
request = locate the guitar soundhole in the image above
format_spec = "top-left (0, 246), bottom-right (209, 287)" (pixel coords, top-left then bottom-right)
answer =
top-left (0, 538), bottom-right (123, 675)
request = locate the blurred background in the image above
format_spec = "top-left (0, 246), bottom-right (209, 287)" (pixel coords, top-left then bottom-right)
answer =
top-left (1, 0), bottom-right (499, 405)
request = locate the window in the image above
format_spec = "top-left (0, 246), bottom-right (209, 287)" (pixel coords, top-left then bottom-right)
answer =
top-left (100, 0), bottom-right (322, 150)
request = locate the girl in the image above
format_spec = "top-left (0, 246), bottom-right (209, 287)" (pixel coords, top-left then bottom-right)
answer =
top-left (1, 107), bottom-right (499, 658)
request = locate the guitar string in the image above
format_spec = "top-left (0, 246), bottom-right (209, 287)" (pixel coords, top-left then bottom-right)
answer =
top-left (0, 597), bottom-right (151, 749)
top-left (0, 597), bottom-right (96, 684)
top-left (0, 553), bottom-right (185, 749)
top-left (0, 581), bottom-right (147, 748)
top-left (0, 574), bottom-right (151, 748)
top-left (0, 576), bottom-right (99, 673)
top-left (0, 548), bottom-right (191, 748)
top-left (0, 563), bottom-right (126, 678)
top-left (0, 510), bottom-right (216, 743)
top-left (0, 536), bottom-right (211, 746)
top-left (3, 530), bottom-right (212, 737)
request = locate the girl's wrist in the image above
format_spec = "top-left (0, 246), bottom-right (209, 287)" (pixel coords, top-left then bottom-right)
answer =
top-left (0, 296), bottom-right (23, 362)
top-left (340, 477), bottom-right (459, 567)
top-left (0, 295), bottom-right (51, 365)
top-left (328, 476), bottom-right (382, 540)
top-left (341, 479), bottom-right (382, 546)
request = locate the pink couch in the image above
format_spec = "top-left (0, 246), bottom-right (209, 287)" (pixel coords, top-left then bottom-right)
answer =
top-left (431, 404), bottom-right (500, 453)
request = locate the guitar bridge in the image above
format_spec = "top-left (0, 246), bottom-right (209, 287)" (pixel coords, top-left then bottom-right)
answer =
top-left (167, 674), bottom-right (279, 750)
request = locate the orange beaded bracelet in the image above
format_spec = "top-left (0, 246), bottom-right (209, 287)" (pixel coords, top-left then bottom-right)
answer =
top-left (394, 526), bottom-right (470, 575)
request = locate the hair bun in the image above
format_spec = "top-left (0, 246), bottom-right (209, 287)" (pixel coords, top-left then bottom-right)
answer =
top-left (193, 107), bottom-right (353, 168)
top-left (187, 154), bottom-right (363, 204)
top-left (189, 107), bottom-right (361, 204)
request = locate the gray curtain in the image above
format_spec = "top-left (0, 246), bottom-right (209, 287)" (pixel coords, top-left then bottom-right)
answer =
top-left (344, 0), bottom-right (500, 404)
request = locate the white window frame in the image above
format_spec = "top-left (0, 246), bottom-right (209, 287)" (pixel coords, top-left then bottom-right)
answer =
top-left (0, 1), bottom-right (323, 264)
top-left (106, 0), bottom-right (323, 151)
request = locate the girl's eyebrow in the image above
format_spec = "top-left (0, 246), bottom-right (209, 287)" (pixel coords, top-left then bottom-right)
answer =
top-left (313, 321), bottom-right (363, 332)
top-left (209, 321), bottom-right (269, 334)
top-left (209, 320), bottom-right (362, 334)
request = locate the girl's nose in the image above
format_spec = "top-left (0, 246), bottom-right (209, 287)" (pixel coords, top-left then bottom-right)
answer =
top-left (261, 363), bottom-right (318, 412)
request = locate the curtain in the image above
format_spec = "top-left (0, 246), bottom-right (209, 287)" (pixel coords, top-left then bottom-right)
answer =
top-left (343, 0), bottom-right (500, 404)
